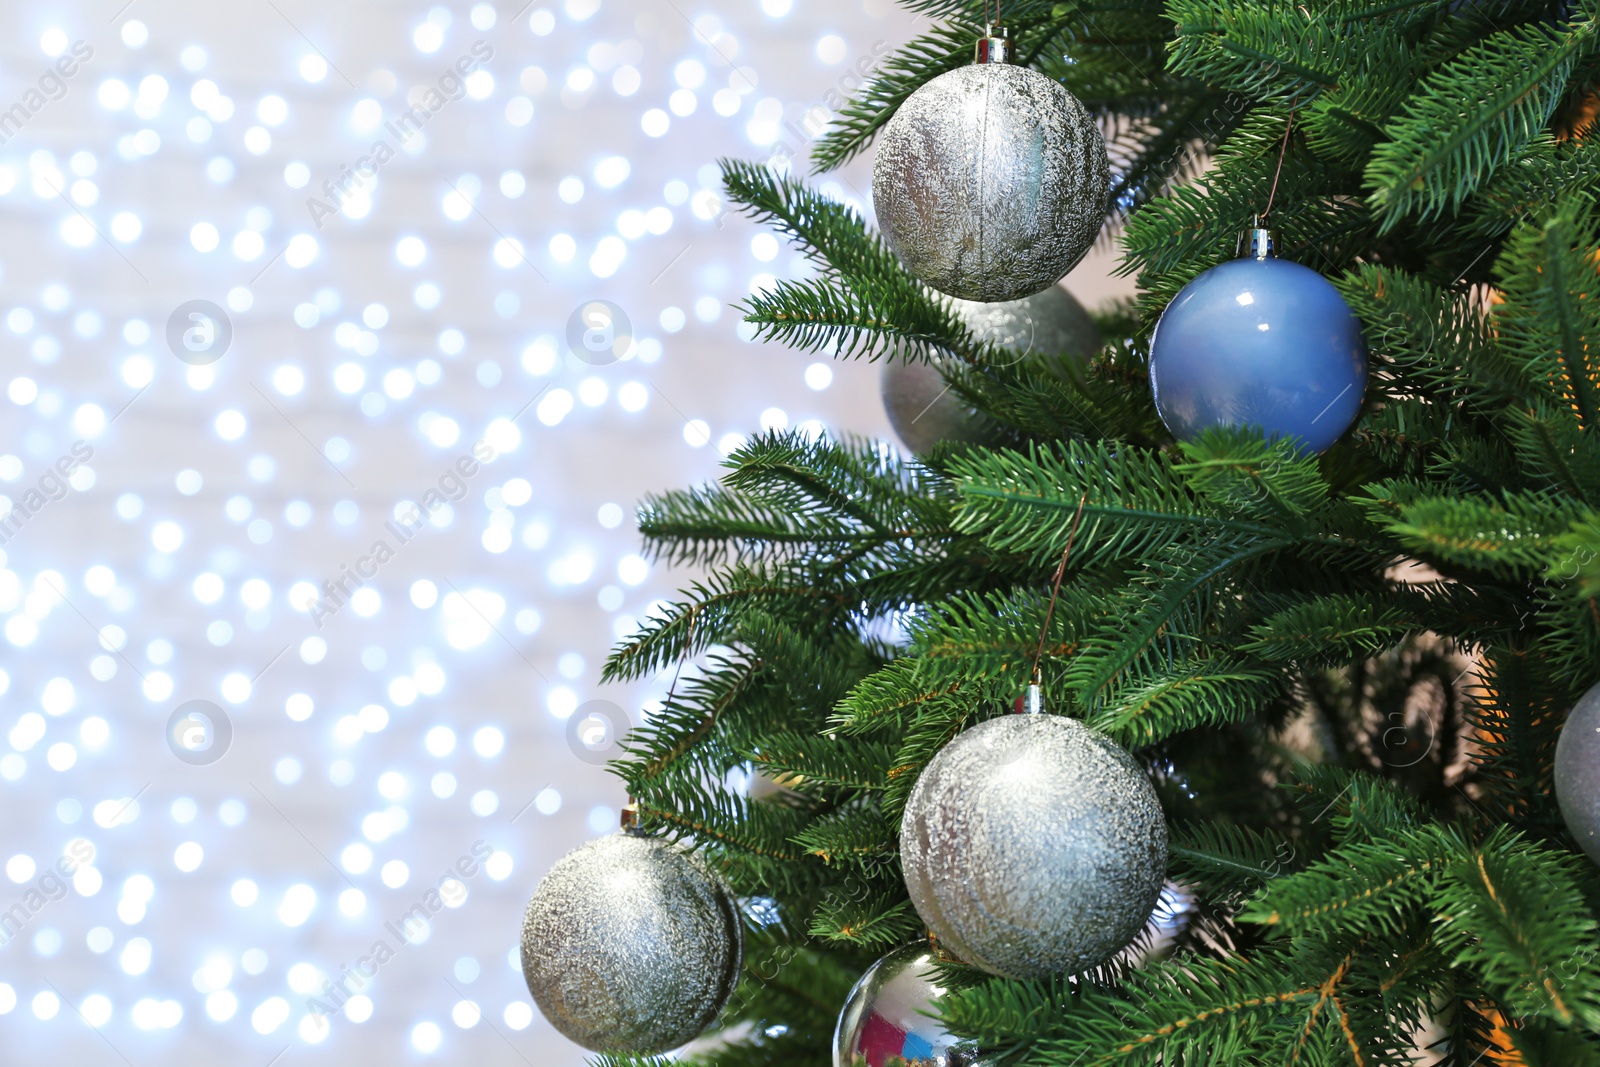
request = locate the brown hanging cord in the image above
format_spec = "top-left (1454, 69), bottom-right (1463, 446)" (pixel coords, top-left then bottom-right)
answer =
top-left (1261, 115), bottom-right (1295, 225)
top-left (1029, 492), bottom-right (1089, 686)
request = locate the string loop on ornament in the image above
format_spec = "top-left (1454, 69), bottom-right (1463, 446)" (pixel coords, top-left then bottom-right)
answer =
top-left (1235, 117), bottom-right (1293, 260)
top-left (975, 1), bottom-right (1011, 65)
top-left (1260, 114), bottom-right (1295, 225)
top-left (1028, 491), bottom-right (1089, 696)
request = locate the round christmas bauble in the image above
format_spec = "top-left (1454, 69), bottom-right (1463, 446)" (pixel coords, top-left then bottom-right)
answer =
top-left (900, 713), bottom-right (1167, 979)
top-left (873, 48), bottom-right (1109, 303)
top-left (882, 285), bottom-right (1100, 455)
top-left (520, 833), bottom-right (743, 1054)
top-left (1148, 235), bottom-right (1367, 454)
top-left (1556, 681), bottom-right (1600, 866)
top-left (833, 941), bottom-right (993, 1067)
top-left (952, 284), bottom-right (1101, 365)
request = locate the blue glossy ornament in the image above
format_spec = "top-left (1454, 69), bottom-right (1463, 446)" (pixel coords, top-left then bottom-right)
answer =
top-left (1149, 229), bottom-right (1367, 454)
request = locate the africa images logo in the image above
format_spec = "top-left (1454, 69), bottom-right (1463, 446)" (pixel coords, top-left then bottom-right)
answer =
top-left (165, 700), bottom-right (233, 766)
top-left (165, 299), bottom-right (233, 365)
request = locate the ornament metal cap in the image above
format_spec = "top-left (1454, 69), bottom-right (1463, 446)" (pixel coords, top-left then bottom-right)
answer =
top-left (974, 25), bottom-right (1013, 64)
top-left (1021, 682), bottom-right (1044, 715)
top-left (1246, 223), bottom-right (1275, 260)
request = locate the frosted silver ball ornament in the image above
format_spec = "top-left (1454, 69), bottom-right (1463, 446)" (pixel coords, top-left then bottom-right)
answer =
top-left (520, 832), bottom-right (743, 1054)
top-left (873, 30), bottom-right (1110, 303)
top-left (1556, 680), bottom-right (1600, 866)
top-left (834, 941), bottom-right (995, 1067)
top-left (899, 690), bottom-right (1168, 979)
top-left (882, 284), bottom-right (1100, 455)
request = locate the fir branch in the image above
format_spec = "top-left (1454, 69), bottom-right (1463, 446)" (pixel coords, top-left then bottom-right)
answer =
top-left (601, 568), bottom-right (850, 683)
top-left (910, 586), bottom-right (1096, 669)
top-left (721, 158), bottom-right (906, 282)
top-left (1546, 513), bottom-right (1600, 600)
top-left (807, 20), bottom-right (982, 171)
top-left (1333, 263), bottom-right (1525, 407)
top-left (1167, 0), bottom-right (1366, 106)
top-left (1285, 766), bottom-right (1427, 843)
top-left (749, 733), bottom-right (896, 793)
top-left (1300, 30), bottom-right (1418, 164)
top-left (1239, 823), bottom-right (1464, 938)
top-left (634, 483), bottom-right (847, 568)
top-left (1100, 90), bottom-right (1250, 215)
top-left (792, 804), bottom-right (898, 873)
top-left (1493, 199), bottom-right (1600, 430)
top-left (633, 792), bottom-right (810, 864)
top-left (1088, 656), bottom-right (1284, 744)
top-left (1241, 594), bottom-right (1416, 663)
top-left (721, 431), bottom-right (939, 537)
top-left (1502, 1021), bottom-right (1600, 1066)
top-left (1064, 534), bottom-right (1289, 699)
top-left (730, 925), bottom-right (867, 1029)
top-left (1465, 647), bottom-right (1569, 829)
top-left (1506, 403), bottom-right (1600, 507)
top-left (613, 653), bottom-right (770, 793)
top-left (1435, 833), bottom-right (1600, 1030)
top-left (739, 276), bottom-right (974, 364)
top-left (948, 440), bottom-right (1288, 566)
top-left (1169, 820), bottom-right (1301, 901)
top-left (830, 658), bottom-right (975, 737)
top-left (637, 431), bottom-right (959, 570)
top-left (1364, 18), bottom-right (1598, 230)
top-left (807, 888), bottom-right (921, 946)
top-left (957, 943), bottom-right (1366, 1065)
top-left (1175, 426), bottom-right (1331, 520)
top-left (1462, 132), bottom-right (1600, 239)
top-left (1383, 489), bottom-right (1591, 578)
top-left (1120, 138), bottom-right (1370, 290)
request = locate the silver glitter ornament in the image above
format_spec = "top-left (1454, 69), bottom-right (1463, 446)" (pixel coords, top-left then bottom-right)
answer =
top-left (952, 284), bottom-right (1101, 365)
top-left (900, 701), bottom-right (1168, 979)
top-left (873, 30), bottom-right (1110, 303)
top-left (882, 285), bottom-right (1100, 455)
top-left (1556, 680), bottom-right (1600, 866)
top-left (834, 941), bottom-right (995, 1067)
top-left (520, 833), bottom-right (743, 1054)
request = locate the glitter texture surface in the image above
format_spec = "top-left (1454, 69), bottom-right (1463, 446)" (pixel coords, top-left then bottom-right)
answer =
top-left (881, 284), bottom-right (1099, 454)
top-left (899, 714), bottom-right (1168, 979)
top-left (1556, 683), bottom-right (1600, 867)
top-left (872, 63), bottom-right (1109, 303)
top-left (519, 834), bottom-right (742, 1054)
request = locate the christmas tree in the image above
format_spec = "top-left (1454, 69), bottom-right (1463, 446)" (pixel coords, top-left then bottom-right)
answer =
top-left (594, 1), bottom-right (1600, 1062)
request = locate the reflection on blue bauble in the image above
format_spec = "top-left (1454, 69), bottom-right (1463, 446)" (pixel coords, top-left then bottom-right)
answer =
top-left (1149, 255), bottom-right (1367, 454)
